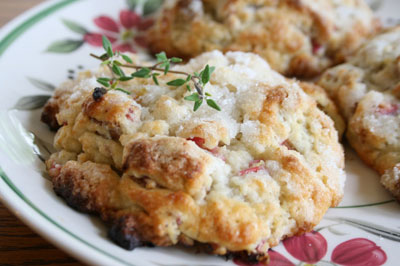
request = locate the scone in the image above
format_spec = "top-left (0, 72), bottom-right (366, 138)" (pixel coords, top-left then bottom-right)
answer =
top-left (42, 51), bottom-right (345, 261)
top-left (318, 26), bottom-right (400, 200)
top-left (144, 0), bottom-right (379, 78)
top-left (298, 81), bottom-right (346, 139)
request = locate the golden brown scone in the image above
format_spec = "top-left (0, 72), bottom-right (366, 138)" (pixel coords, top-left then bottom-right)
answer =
top-left (41, 70), bottom-right (97, 131)
top-left (318, 27), bottom-right (400, 200)
top-left (346, 92), bottom-right (400, 200)
top-left (43, 51), bottom-right (345, 261)
top-left (144, 0), bottom-right (379, 78)
top-left (297, 81), bottom-right (346, 139)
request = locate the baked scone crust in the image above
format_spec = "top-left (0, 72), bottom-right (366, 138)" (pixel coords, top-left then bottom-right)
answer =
top-left (298, 81), bottom-right (346, 139)
top-left (319, 27), bottom-right (400, 200)
top-left (43, 51), bottom-right (345, 260)
top-left (144, 0), bottom-right (379, 78)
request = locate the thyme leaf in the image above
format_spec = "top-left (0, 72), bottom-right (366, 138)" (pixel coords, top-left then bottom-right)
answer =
top-left (97, 77), bottom-right (111, 87)
top-left (167, 79), bottom-right (186, 86)
top-left (184, 93), bottom-right (200, 102)
top-left (194, 100), bottom-right (203, 111)
top-left (206, 99), bottom-right (221, 111)
top-left (92, 36), bottom-right (221, 111)
top-left (132, 68), bottom-right (151, 78)
top-left (121, 54), bottom-right (133, 64)
top-left (102, 36), bottom-right (113, 58)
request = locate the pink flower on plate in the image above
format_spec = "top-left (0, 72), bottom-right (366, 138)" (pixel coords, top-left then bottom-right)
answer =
top-left (85, 10), bottom-right (153, 52)
top-left (268, 250), bottom-right (295, 266)
top-left (233, 250), bottom-right (294, 266)
top-left (283, 231), bottom-right (328, 264)
top-left (331, 238), bottom-right (387, 266)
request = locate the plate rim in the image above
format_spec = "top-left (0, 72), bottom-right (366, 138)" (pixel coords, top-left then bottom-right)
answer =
top-left (0, 0), bottom-right (142, 265)
top-left (0, 1), bottom-right (398, 266)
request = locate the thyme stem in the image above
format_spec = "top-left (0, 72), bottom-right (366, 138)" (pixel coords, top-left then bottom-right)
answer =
top-left (91, 53), bottom-right (188, 77)
top-left (90, 36), bottom-right (220, 111)
top-left (90, 53), bottom-right (204, 97)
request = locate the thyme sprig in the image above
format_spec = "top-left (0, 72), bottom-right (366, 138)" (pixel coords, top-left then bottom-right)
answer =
top-left (91, 36), bottom-right (220, 112)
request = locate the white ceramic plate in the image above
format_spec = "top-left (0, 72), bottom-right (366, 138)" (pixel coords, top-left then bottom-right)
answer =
top-left (0, 0), bottom-right (399, 265)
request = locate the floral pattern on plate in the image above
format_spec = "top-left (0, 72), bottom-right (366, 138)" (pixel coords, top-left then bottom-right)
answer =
top-left (46, 0), bottom-right (159, 54)
top-left (0, 0), bottom-right (400, 266)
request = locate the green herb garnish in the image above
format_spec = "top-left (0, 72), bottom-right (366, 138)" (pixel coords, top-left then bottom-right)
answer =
top-left (90, 36), bottom-right (220, 112)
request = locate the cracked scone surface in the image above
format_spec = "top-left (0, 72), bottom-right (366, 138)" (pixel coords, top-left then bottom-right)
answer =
top-left (43, 51), bottom-right (345, 259)
top-left (144, 0), bottom-right (378, 78)
top-left (319, 27), bottom-right (400, 200)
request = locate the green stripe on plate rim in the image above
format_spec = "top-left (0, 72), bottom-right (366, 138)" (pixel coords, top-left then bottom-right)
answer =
top-left (0, 0), bottom-right (396, 265)
top-left (0, 1), bottom-right (135, 265)
top-left (0, 0), bottom-right (75, 55)
top-left (0, 168), bottom-right (134, 266)
top-left (333, 199), bottom-right (395, 209)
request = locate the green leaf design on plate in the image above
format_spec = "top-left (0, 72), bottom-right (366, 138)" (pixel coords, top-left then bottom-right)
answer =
top-left (368, 0), bottom-right (383, 11)
top-left (333, 199), bottom-right (395, 208)
top-left (327, 226), bottom-right (347, 236)
top-left (326, 217), bottom-right (400, 242)
top-left (27, 77), bottom-right (56, 92)
top-left (143, 0), bottom-right (163, 15)
top-left (61, 19), bottom-right (88, 35)
top-left (126, 0), bottom-right (140, 10)
top-left (14, 95), bottom-right (51, 110)
top-left (46, 39), bottom-right (84, 53)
